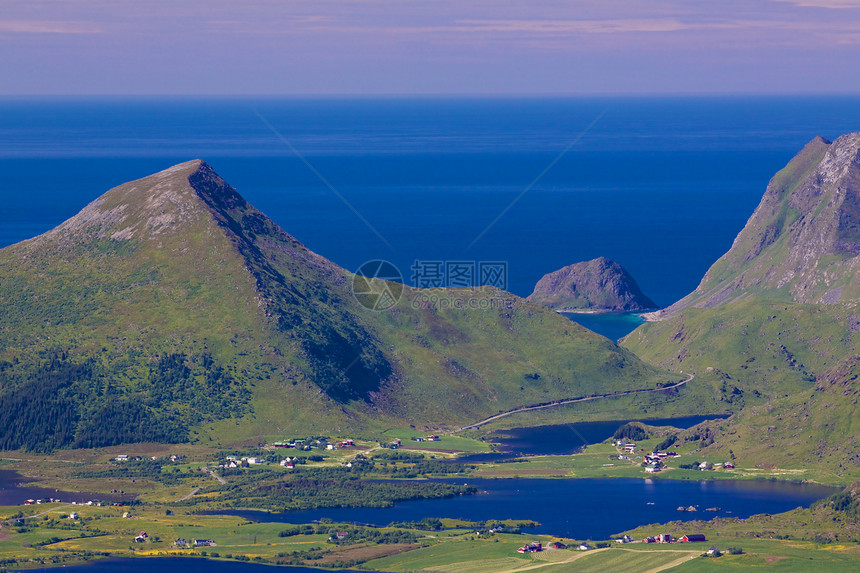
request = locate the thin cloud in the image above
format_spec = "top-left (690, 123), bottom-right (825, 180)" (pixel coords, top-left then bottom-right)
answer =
top-left (450, 18), bottom-right (688, 34)
top-left (772, 0), bottom-right (860, 7)
top-left (0, 20), bottom-right (101, 34)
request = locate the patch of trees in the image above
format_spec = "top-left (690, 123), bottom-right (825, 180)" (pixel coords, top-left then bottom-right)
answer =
top-left (0, 350), bottom-right (251, 452)
top-left (367, 454), bottom-right (472, 477)
top-left (388, 518), bottom-right (445, 531)
top-left (0, 355), bottom-right (85, 451)
top-left (655, 435), bottom-right (677, 451)
top-left (74, 399), bottom-right (187, 448)
top-left (278, 524), bottom-right (419, 545)
top-left (613, 422), bottom-right (649, 441)
top-left (818, 490), bottom-right (860, 520)
top-left (206, 476), bottom-right (476, 511)
top-left (144, 352), bottom-right (251, 421)
top-left (72, 458), bottom-right (186, 485)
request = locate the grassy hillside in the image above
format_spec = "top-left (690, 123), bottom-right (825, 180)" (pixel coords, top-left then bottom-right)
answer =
top-left (655, 355), bottom-right (860, 481)
top-left (624, 299), bottom-right (860, 403)
top-left (0, 160), bottom-right (681, 450)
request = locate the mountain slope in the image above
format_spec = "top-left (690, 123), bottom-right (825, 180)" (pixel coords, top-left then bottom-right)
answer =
top-left (0, 160), bottom-right (678, 450)
top-left (622, 132), bottom-right (860, 477)
top-left (671, 355), bottom-right (860, 480)
top-left (649, 133), bottom-right (860, 319)
top-left (527, 257), bottom-right (656, 311)
top-left (626, 134), bottom-right (860, 388)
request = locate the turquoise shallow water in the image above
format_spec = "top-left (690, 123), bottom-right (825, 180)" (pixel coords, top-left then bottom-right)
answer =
top-left (561, 311), bottom-right (645, 340)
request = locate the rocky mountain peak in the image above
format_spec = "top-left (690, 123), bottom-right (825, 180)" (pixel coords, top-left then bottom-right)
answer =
top-left (35, 160), bottom-right (214, 246)
top-left (648, 131), bottom-right (860, 320)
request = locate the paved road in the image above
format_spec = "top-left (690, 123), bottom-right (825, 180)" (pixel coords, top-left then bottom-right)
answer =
top-left (21, 503), bottom-right (75, 519)
top-left (178, 488), bottom-right (200, 502)
top-left (458, 373), bottom-right (695, 431)
top-left (202, 466), bottom-right (226, 485)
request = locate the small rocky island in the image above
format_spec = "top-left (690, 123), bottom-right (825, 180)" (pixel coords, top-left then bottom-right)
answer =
top-left (527, 257), bottom-right (656, 312)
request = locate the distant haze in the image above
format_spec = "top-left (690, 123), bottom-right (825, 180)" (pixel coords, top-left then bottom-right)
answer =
top-left (2, 0), bottom-right (860, 95)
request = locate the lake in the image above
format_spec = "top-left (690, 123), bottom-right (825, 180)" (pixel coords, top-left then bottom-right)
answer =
top-left (224, 477), bottom-right (837, 541)
top-left (0, 468), bottom-right (129, 506)
top-left (9, 477), bottom-right (838, 571)
top-left (455, 416), bottom-right (727, 463)
top-left (488, 416), bottom-right (727, 456)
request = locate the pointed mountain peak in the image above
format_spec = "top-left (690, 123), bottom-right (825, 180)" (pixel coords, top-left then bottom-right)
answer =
top-left (31, 160), bottom-right (246, 246)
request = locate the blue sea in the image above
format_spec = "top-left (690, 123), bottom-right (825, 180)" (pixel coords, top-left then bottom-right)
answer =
top-left (2, 96), bottom-right (860, 337)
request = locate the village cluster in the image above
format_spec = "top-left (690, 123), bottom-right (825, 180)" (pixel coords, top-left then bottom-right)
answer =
top-left (114, 454), bottom-right (186, 463)
top-left (517, 532), bottom-right (712, 555)
top-left (172, 538), bottom-right (216, 548)
top-left (213, 438), bottom-right (363, 469)
top-left (615, 441), bottom-right (735, 474)
top-left (271, 438), bottom-right (357, 450)
top-left (517, 541), bottom-right (594, 553)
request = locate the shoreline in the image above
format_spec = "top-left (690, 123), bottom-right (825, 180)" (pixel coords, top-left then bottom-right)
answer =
top-left (555, 308), bottom-right (659, 317)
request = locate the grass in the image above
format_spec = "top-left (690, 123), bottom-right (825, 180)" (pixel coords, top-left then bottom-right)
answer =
top-left (623, 299), bottom-right (860, 484)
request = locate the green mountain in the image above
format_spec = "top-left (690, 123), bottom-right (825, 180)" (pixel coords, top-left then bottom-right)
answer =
top-left (527, 257), bottom-right (656, 311)
top-left (0, 160), bottom-right (677, 451)
top-left (626, 133), bottom-right (860, 388)
top-left (623, 132), bottom-right (860, 478)
top-left (648, 133), bottom-right (860, 319)
top-left (673, 355), bottom-right (860, 480)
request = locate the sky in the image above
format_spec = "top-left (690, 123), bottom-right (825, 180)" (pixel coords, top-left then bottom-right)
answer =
top-left (2, 0), bottom-right (860, 95)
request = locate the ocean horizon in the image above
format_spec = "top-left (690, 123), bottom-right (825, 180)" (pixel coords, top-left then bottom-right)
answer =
top-left (3, 95), bottom-right (860, 308)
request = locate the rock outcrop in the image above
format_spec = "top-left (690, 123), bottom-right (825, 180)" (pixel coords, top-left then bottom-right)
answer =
top-left (527, 257), bottom-right (656, 312)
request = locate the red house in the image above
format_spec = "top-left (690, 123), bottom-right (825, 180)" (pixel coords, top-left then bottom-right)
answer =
top-left (681, 534), bottom-right (707, 542)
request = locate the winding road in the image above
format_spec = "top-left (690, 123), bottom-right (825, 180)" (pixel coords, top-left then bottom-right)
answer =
top-left (457, 373), bottom-right (694, 431)
top-left (202, 466), bottom-right (226, 485)
top-left (178, 488), bottom-right (200, 502)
